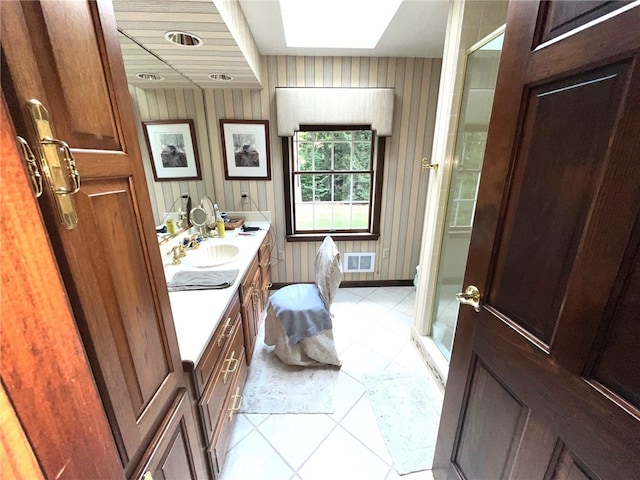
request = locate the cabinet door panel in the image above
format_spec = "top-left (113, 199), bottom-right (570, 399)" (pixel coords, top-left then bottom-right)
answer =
top-left (210, 357), bottom-right (248, 477)
top-left (132, 389), bottom-right (207, 480)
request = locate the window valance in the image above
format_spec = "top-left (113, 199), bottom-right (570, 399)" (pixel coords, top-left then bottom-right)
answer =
top-left (275, 87), bottom-right (395, 137)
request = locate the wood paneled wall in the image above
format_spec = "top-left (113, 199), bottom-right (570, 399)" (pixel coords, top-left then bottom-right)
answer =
top-left (132, 55), bottom-right (441, 283)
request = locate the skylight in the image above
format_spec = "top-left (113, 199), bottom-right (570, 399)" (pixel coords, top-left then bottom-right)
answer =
top-left (279, 0), bottom-right (403, 49)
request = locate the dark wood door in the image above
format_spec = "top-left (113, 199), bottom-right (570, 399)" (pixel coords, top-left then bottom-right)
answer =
top-left (1, 0), bottom-right (184, 475)
top-left (433, 2), bottom-right (640, 479)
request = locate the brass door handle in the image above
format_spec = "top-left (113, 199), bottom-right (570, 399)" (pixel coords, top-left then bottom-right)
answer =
top-left (26, 99), bottom-right (80, 229)
top-left (223, 350), bottom-right (238, 384)
top-left (216, 317), bottom-right (233, 346)
top-left (456, 285), bottom-right (481, 312)
top-left (16, 136), bottom-right (43, 197)
top-left (227, 386), bottom-right (242, 421)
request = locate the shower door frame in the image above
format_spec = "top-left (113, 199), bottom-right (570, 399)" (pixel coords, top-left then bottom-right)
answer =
top-left (413, 24), bottom-right (506, 382)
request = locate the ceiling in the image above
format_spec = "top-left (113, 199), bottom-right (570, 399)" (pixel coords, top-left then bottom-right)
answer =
top-left (113, 0), bottom-right (449, 90)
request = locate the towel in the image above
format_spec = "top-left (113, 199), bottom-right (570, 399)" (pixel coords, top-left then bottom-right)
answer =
top-left (167, 269), bottom-right (239, 291)
top-left (269, 284), bottom-right (332, 344)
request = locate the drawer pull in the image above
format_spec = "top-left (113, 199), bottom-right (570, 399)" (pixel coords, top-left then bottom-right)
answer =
top-left (223, 351), bottom-right (239, 384)
top-left (216, 317), bottom-right (233, 347)
top-left (227, 387), bottom-right (242, 422)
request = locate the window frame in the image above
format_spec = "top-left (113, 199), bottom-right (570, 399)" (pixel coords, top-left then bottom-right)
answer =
top-left (283, 125), bottom-right (385, 242)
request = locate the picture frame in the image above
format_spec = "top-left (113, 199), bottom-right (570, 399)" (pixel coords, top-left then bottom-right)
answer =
top-left (220, 119), bottom-right (271, 180)
top-left (142, 119), bottom-right (202, 181)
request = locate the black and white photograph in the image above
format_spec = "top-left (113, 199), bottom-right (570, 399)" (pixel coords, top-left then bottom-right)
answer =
top-left (220, 119), bottom-right (271, 180)
top-left (142, 119), bottom-right (201, 181)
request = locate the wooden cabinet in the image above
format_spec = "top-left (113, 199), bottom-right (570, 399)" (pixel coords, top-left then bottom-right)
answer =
top-left (1, 2), bottom-right (197, 478)
top-left (240, 255), bottom-right (262, 364)
top-left (209, 355), bottom-right (248, 476)
top-left (184, 292), bottom-right (247, 478)
top-left (258, 236), bottom-right (272, 309)
top-left (131, 390), bottom-right (207, 480)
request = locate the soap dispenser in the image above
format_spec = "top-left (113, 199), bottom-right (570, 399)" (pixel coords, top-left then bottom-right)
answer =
top-left (213, 204), bottom-right (226, 238)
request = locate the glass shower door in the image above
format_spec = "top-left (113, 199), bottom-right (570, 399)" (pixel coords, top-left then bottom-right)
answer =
top-left (430, 31), bottom-right (504, 360)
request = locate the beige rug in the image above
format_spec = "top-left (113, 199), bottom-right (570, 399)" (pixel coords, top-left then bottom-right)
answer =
top-left (364, 371), bottom-right (443, 475)
top-left (239, 335), bottom-right (339, 414)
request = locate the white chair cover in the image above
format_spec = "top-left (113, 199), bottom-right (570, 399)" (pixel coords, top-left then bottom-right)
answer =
top-left (264, 236), bottom-right (343, 366)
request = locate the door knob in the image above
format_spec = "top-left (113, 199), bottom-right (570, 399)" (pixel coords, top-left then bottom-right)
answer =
top-left (456, 285), bottom-right (481, 312)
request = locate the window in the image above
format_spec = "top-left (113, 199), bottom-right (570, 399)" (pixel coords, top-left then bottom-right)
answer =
top-left (283, 126), bottom-right (385, 241)
top-left (449, 130), bottom-right (485, 230)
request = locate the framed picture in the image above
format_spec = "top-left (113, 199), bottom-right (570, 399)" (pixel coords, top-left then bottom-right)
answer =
top-left (142, 119), bottom-right (202, 181)
top-left (220, 120), bottom-right (271, 180)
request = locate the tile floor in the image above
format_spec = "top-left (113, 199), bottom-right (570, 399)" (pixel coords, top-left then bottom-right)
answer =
top-left (219, 286), bottom-right (444, 480)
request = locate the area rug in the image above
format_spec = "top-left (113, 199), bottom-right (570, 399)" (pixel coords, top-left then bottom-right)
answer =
top-left (364, 371), bottom-right (444, 475)
top-left (239, 337), bottom-right (339, 414)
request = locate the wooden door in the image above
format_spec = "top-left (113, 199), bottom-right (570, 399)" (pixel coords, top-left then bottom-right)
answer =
top-left (433, 2), bottom-right (640, 479)
top-left (1, 98), bottom-right (122, 479)
top-left (1, 0), bottom-right (184, 475)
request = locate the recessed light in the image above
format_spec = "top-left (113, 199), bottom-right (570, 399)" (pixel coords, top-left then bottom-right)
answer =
top-left (208, 73), bottom-right (234, 81)
top-left (164, 31), bottom-right (203, 47)
top-left (136, 73), bottom-right (165, 81)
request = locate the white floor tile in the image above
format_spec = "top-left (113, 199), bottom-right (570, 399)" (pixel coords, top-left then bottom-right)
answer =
top-left (219, 429), bottom-right (295, 480)
top-left (394, 295), bottom-right (417, 317)
top-left (227, 414), bottom-right (255, 450)
top-left (391, 343), bottom-right (430, 371)
top-left (377, 309), bottom-right (415, 336)
top-left (340, 395), bottom-right (393, 465)
top-left (297, 425), bottom-right (390, 480)
top-left (386, 468), bottom-right (435, 480)
top-left (359, 324), bottom-right (410, 360)
top-left (365, 287), bottom-right (413, 309)
top-left (341, 286), bottom-right (378, 298)
top-left (244, 413), bottom-right (270, 427)
top-left (257, 414), bottom-right (336, 470)
top-left (339, 342), bottom-right (392, 382)
top-left (334, 288), bottom-right (365, 304)
top-left (329, 370), bottom-right (366, 422)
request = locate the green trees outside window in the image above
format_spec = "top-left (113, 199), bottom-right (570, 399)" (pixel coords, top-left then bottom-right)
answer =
top-left (292, 128), bottom-right (375, 232)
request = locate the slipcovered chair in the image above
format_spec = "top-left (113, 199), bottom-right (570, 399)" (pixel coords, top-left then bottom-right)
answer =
top-left (264, 236), bottom-right (343, 366)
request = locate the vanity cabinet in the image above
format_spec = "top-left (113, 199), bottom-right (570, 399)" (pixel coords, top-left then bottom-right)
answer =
top-left (131, 389), bottom-right (206, 480)
top-left (184, 291), bottom-right (247, 478)
top-left (258, 236), bottom-right (272, 308)
top-left (179, 231), bottom-right (271, 478)
top-left (240, 255), bottom-right (263, 364)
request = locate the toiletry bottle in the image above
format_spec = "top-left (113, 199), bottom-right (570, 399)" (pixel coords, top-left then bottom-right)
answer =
top-left (166, 218), bottom-right (176, 234)
top-left (214, 204), bottom-right (226, 238)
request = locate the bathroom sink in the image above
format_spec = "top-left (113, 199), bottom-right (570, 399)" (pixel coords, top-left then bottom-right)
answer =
top-left (192, 243), bottom-right (240, 268)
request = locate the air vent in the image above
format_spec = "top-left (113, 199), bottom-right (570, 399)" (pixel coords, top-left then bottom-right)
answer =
top-left (136, 73), bottom-right (165, 81)
top-left (343, 253), bottom-right (375, 273)
top-left (164, 31), bottom-right (203, 47)
top-left (208, 73), bottom-right (234, 82)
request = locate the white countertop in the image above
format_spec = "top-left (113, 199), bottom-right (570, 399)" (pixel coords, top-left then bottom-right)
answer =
top-left (164, 222), bottom-right (270, 366)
